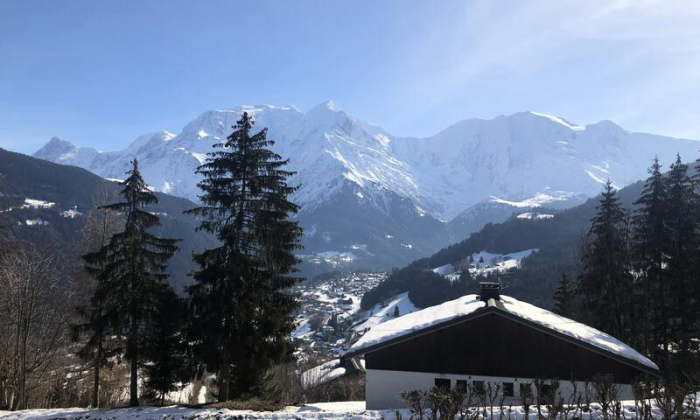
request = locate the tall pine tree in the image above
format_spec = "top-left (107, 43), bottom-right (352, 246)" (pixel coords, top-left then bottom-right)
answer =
top-left (83, 159), bottom-right (180, 406)
top-left (632, 156), bottom-right (670, 362)
top-left (73, 187), bottom-right (123, 408)
top-left (578, 180), bottom-right (633, 341)
top-left (186, 112), bottom-right (303, 401)
top-left (663, 154), bottom-right (698, 374)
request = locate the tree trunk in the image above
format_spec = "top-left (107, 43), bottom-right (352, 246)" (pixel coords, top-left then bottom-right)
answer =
top-left (218, 346), bottom-right (230, 402)
top-left (129, 315), bottom-right (139, 407)
top-left (92, 358), bottom-right (100, 408)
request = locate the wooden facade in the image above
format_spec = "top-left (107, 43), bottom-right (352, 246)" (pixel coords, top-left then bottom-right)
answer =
top-left (364, 311), bottom-right (656, 383)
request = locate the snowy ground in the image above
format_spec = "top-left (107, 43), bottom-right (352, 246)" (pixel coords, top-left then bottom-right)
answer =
top-left (430, 249), bottom-right (539, 283)
top-left (469, 249), bottom-right (538, 277)
top-left (353, 292), bottom-right (417, 333)
top-left (0, 402), bottom-right (378, 420)
top-left (2, 398), bottom-right (699, 420)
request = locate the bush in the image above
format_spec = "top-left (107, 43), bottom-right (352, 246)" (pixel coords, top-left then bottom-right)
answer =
top-left (205, 398), bottom-right (287, 411)
top-left (402, 385), bottom-right (478, 420)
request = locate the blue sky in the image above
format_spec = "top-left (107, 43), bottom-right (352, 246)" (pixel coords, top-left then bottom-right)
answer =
top-left (1, 0), bottom-right (699, 154)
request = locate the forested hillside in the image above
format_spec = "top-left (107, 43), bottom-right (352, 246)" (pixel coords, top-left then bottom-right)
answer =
top-left (0, 148), bottom-right (216, 292)
top-left (362, 177), bottom-right (647, 310)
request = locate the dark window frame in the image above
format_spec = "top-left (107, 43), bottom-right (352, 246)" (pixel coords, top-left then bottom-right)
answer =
top-left (435, 378), bottom-right (451, 389)
top-left (456, 379), bottom-right (468, 393)
top-left (503, 382), bottom-right (514, 397)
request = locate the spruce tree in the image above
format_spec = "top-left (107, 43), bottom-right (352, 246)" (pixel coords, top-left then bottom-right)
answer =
top-left (143, 287), bottom-right (187, 406)
top-left (577, 180), bottom-right (633, 341)
top-left (73, 188), bottom-right (123, 408)
top-left (83, 159), bottom-right (180, 406)
top-left (632, 156), bottom-right (670, 361)
top-left (663, 154), bottom-right (698, 372)
top-left (186, 112), bottom-right (303, 401)
top-left (552, 273), bottom-right (574, 317)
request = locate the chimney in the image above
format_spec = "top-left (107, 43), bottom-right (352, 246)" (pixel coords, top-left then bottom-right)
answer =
top-left (479, 281), bottom-right (501, 302)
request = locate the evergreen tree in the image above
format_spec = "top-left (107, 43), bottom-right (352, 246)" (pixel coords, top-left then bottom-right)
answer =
top-left (143, 287), bottom-right (187, 406)
top-left (577, 180), bottom-right (633, 341)
top-left (83, 159), bottom-right (180, 406)
top-left (73, 297), bottom-right (117, 408)
top-left (73, 188), bottom-right (123, 408)
top-left (552, 273), bottom-right (574, 317)
top-left (186, 112), bottom-right (303, 401)
top-left (663, 154), bottom-right (698, 373)
top-left (631, 156), bottom-right (670, 361)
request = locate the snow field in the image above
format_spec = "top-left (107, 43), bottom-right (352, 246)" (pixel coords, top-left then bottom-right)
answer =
top-left (2, 398), bottom-right (699, 420)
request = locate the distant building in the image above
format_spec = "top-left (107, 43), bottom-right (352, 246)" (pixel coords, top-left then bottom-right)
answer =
top-left (343, 282), bottom-right (660, 410)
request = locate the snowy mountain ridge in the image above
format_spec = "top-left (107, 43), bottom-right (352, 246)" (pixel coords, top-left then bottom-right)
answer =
top-left (34, 104), bottom-right (699, 222)
top-left (32, 103), bottom-right (700, 270)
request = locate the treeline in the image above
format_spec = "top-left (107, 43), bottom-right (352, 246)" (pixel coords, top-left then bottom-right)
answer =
top-left (0, 113), bottom-right (304, 410)
top-left (557, 155), bottom-right (700, 386)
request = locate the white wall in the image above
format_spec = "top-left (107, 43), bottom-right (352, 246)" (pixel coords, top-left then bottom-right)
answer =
top-left (366, 369), bottom-right (635, 410)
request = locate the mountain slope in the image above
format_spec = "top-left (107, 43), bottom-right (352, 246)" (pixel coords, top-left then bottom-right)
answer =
top-left (0, 148), bottom-right (216, 292)
top-left (361, 176), bottom-right (650, 311)
top-left (33, 103), bottom-right (700, 269)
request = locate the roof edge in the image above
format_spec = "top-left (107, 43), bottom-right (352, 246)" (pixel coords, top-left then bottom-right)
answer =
top-left (343, 305), bottom-right (660, 377)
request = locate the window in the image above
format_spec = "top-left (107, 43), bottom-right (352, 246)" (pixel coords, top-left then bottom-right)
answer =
top-left (473, 380), bottom-right (485, 393)
top-left (456, 380), bottom-right (468, 393)
top-left (435, 378), bottom-right (451, 389)
top-left (520, 383), bottom-right (533, 398)
top-left (503, 382), bottom-right (514, 397)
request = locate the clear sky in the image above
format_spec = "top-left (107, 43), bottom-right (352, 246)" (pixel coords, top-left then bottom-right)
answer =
top-left (1, 0), bottom-right (699, 154)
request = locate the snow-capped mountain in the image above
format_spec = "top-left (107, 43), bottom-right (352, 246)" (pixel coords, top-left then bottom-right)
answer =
top-left (33, 102), bottom-right (700, 269)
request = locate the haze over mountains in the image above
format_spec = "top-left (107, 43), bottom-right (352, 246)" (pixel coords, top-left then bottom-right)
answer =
top-left (34, 101), bottom-right (700, 270)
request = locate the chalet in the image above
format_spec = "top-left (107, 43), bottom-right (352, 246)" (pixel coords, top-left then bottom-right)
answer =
top-left (343, 282), bottom-right (660, 410)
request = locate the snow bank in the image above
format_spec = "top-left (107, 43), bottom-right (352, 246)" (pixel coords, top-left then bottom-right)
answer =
top-left (0, 402), bottom-right (377, 420)
top-left (21, 198), bottom-right (55, 209)
top-left (353, 292), bottom-right (418, 332)
top-left (432, 263), bottom-right (455, 276)
top-left (300, 359), bottom-right (346, 390)
top-left (4, 398), bottom-right (697, 420)
top-left (470, 249), bottom-right (537, 276)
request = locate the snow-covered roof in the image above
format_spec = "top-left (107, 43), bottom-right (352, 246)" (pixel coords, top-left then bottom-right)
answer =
top-left (349, 295), bottom-right (485, 354)
top-left (346, 294), bottom-right (658, 372)
top-left (499, 296), bottom-right (658, 370)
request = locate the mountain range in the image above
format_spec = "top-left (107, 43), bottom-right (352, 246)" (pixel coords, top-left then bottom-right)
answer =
top-left (33, 102), bottom-right (700, 269)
